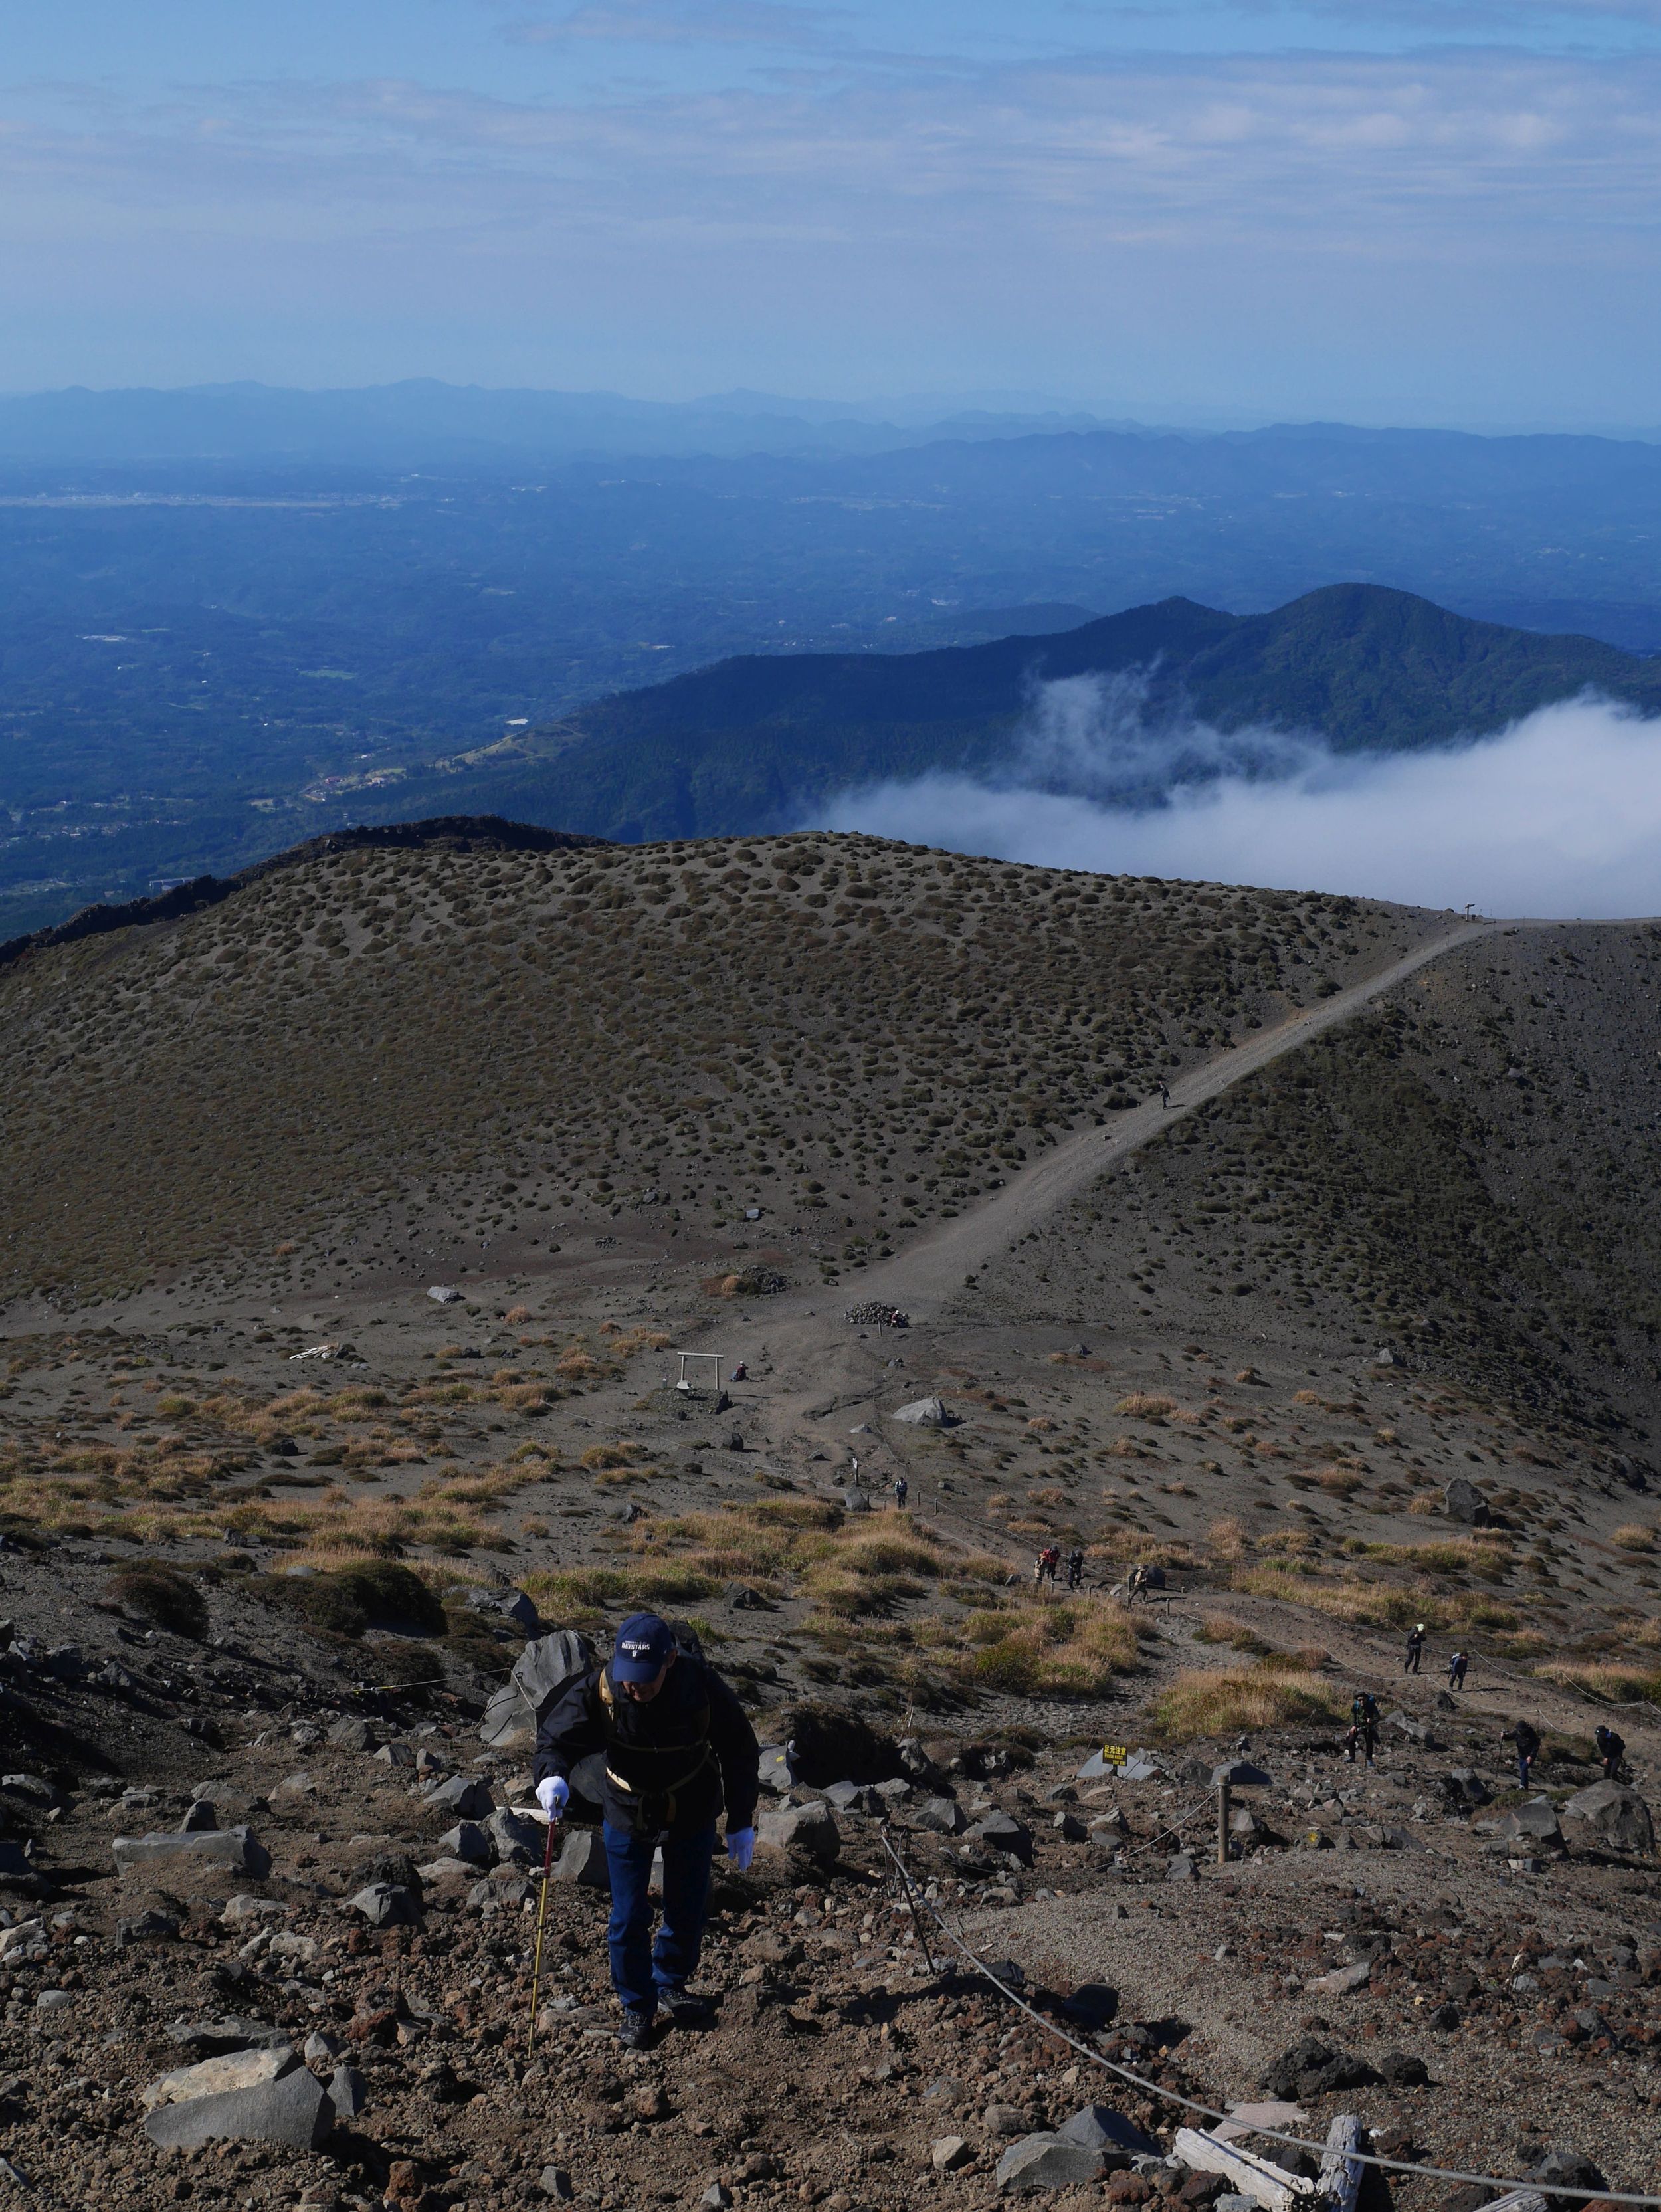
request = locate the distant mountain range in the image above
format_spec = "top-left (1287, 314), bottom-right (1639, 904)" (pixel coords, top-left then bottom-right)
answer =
top-left (5, 389), bottom-right (1661, 936)
top-left (395, 583), bottom-right (1661, 842)
top-left (0, 379), bottom-right (1142, 465)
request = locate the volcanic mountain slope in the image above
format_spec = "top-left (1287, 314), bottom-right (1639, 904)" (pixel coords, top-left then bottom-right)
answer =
top-left (407, 585), bottom-right (1661, 842)
top-left (9, 833), bottom-right (1661, 2210)
top-left (967, 922), bottom-right (1661, 1441)
top-left (0, 827), bottom-right (1438, 1314)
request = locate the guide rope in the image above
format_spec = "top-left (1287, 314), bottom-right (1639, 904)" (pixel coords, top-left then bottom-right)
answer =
top-left (878, 1828), bottom-right (1661, 2206)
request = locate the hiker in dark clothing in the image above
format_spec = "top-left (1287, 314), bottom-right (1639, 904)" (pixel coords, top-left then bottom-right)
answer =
top-left (1403, 1623), bottom-right (1428, 1675)
top-left (1595, 1724), bottom-right (1627, 1782)
top-left (1066, 1548), bottom-right (1085, 1590)
top-left (1345, 1690), bottom-right (1381, 1767)
top-left (1447, 1650), bottom-right (1469, 1691)
top-left (535, 1613), bottom-right (759, 2049)
top-left (1504, 1718), bottom-right (1542, 1790)
top-left (893, 1476), bottom-right (908, 1511)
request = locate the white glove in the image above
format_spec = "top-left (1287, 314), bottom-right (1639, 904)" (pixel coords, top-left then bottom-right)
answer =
top-left (536, 1775), bottom-right (569, 1820)
top-left (726, 1826), bottom-right (755, 1871)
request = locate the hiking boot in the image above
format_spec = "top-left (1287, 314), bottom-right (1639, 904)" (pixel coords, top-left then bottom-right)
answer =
top-left (659, 1987), bottom-right (714, 2026)
top-left (617, 2009), bottom-right (655, 2050)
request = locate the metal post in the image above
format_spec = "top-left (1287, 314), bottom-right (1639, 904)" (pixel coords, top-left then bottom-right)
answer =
top-left (1216, 1780), bottom-right (1231, 1866)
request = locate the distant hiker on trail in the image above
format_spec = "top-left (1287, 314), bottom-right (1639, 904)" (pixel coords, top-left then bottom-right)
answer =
top-left (1157, 1080), bottom-right (1171, 1109)
top-left (730, 1361), bottom-right (748, 1382)
top-left (1447, 1650), bottom-right (1469, 1691)
top-left (1066, 1547), bottom-right (1085, 1590)
top-left (1504, 1718), bottom-right (1542, 1790)
top-left (1403, 1622), bottom-right (1428, 1675)
top-left (534, 1613), bottom-right (760, 2051)
top-left (892, 1475), bottom-right (908, 1511)
top-left (1345, 1690), bottom-right (1381, 1767)
top-left (1596, 1724), bottom-right (1627, 1782)
top-left (1035, 1544), bottom-right (1060, 1585)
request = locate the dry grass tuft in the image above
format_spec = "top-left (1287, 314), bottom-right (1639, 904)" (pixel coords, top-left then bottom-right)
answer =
top-left (1534, 1659), bottom-right (1661, 1704)
top-left (1150, 1665), bottom-right (1342, 1740)
top-left (961, 1601), bottom-right (1138, 1698)
top-left (1194, 1612), bottom-right (1272, 1655)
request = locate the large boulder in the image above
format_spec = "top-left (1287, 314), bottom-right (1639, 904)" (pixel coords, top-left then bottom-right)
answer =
top-left (1444, 1476), bottom-right (1492, 1526)
top-left (1525, 2151), bottom-right (1606, 2207)
top-left (892, 1397), bottom-right (953, 1428)
top-left (905, 1795), bottom-right (966, 1837)
top-left (466, 1587), bottom-right (542, 1635)
top-left (486, 1807), bottom-right (545, 1866)
top-left (347, 1882), bottom-right (420, 1928)
top-left (327, 1716), bottom-right (380, 1754)
top-left (329, 2064), bottom-right (367, 2121)
top-left (142, 2048), bottom-right (333, 2151)
top-left (144, 2047), bottom-right (291, 2108)
top-left (757, 1801), bottom-right (840, 1863)
top-left (1498, 1799), bottom-right (1564, 1851)
top-left (995, 2135), bottom-right (1106, 2193)
top-left (422, 1774), bottom-right (494, 1819)
top-left (113, 1829), bottom-right (270, 1880)
top-left (0, 1773), bottom-right (60, 1811)
top-left (968, 1812), bottom-right (1033, 1866)
top-left (1259, 2037), bottom-right (1376, 2100)
top-left (438, 1822), bottom-right (492, 1868)
top-left (1563, 1781), bottom-right (1655, 1856)
top-left (1054, 2106), bottom-right (1158, 2162)
top-left (1443, 1768), bottom-right (1492, 1807)
top-left (478, 1628), bottom-right (594, 1752)
top-left (553, 1829), bottom-right (611, 1889)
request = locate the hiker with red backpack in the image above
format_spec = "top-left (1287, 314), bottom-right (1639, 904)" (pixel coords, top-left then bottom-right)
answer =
top-left (534, 1613), bottom-right (760, 2049)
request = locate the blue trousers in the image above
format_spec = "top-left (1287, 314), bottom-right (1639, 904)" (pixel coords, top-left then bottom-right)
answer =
top-left (602, 1821), bottom-right (716, 2016)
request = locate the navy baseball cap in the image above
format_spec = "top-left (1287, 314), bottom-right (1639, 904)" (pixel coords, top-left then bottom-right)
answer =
top-left (612, 1612), bottom-right (676, 1683)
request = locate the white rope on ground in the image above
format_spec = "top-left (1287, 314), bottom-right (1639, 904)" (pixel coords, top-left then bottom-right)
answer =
top-left (1112, 1792), bottom-right (1220, 1864)
top-left (878, 1829), bottom-right (1661, 2206)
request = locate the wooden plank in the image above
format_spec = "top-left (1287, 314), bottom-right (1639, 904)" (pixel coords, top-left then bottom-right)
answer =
top-left (1174, 2127), bottom-right (1315, 2212)
top-left (1318, 2115), bottom-right (1363, 2212)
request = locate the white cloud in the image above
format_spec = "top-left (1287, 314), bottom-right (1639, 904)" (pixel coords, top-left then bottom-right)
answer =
top-left (812, 691), bottom-right (1661, 918)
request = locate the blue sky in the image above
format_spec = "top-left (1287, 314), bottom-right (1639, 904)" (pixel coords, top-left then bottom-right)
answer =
top-left (3, 0), bottom-right (1660, 422)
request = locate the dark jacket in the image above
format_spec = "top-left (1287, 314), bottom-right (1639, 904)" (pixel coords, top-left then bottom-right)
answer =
top-left (534, 1655), bottom-right (760, 1839)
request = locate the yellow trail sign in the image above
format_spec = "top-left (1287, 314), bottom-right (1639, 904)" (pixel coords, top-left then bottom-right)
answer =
top-left (1102, 1744), bottom-right (1127, 1766)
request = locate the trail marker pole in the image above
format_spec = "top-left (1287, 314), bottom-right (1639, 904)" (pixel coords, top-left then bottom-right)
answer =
top-left (1216, 1781), bottom-right (1231, 1866)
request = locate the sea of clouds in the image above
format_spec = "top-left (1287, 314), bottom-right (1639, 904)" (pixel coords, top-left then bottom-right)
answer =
top-left (812, 677), bottom-right (1661, 918)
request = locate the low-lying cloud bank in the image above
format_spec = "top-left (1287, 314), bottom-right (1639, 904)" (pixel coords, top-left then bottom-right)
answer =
top-left (812, 690), bottom-right (1661, 919)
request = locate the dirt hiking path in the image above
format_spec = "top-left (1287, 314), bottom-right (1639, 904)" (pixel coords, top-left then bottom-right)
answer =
top-left (783, 917), bottom-right (1508, 1331)
top-left (854, 917), bottom-right (1506, 1316)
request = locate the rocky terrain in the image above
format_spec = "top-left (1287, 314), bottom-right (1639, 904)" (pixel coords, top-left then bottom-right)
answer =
top-left (3, 825), bottom-right (1660, 2211)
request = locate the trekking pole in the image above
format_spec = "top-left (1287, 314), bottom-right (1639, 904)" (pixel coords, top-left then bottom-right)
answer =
top-left (527, 1813), bottom-right (557, 2055)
